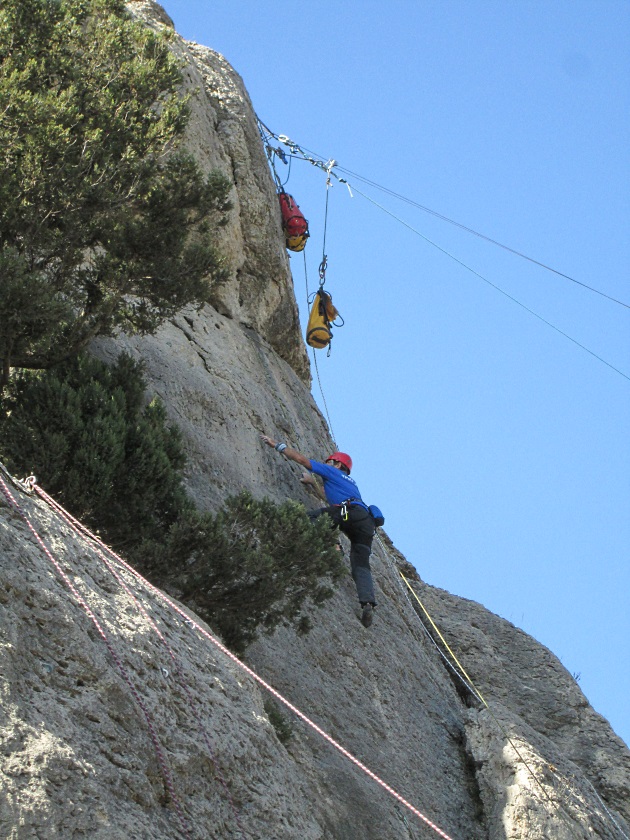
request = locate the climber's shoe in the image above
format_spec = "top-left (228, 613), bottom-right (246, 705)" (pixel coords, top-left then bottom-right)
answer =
top-left (360, 603), bottom-right (374, 628)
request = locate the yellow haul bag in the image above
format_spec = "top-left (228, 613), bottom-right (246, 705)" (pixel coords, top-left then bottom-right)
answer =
top-left (306, 289), bottom-right (340, 349)
top-left (286, 233), bottom-right (308, 252)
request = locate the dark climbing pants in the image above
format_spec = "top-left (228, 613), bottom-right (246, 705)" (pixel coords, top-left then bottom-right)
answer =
top-left (309, 505), bottom-right (376, 605)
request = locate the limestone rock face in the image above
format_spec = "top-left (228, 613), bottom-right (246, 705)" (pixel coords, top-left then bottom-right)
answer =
top-left (2, 483), bottom-right (629, 840)
top-left (0, 479), bottom-right (334, 840)
top-left (126, 0), bottom-right (310, 385)
top-left (1, 3), bottom-right (629, 839)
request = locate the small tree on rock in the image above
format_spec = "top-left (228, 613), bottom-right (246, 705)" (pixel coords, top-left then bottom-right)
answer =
top-left (0, 352), bottom-right (192, 546)
top-left (0, 0), bottom-right (231, 387)
top-left (140, 492), bottom-right (347, 653)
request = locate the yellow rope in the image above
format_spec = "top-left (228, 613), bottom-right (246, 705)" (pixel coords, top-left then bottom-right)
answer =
top-left (397, 569), bottom-right (594, 832)
top-left (399, 571), bottom-right (487, 707)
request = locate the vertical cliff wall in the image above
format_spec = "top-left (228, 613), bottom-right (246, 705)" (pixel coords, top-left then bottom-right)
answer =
top-left (1, 3), bottom-right (628, 839)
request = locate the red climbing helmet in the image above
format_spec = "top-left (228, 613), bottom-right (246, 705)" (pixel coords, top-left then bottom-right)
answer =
top-left (326, 451), bottom-right (353, 474)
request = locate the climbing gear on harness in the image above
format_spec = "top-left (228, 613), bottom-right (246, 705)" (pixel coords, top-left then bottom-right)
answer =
top-left (326, 451), bottom-right (352, 473)
top-left (338, 498), bottom-right (384, 526)
top-left (278, 191), bottom-right (309, 252)
top-left (361, 603), bottom-right (374, 628)
top-left (306, 288), bottom-right (341, 350)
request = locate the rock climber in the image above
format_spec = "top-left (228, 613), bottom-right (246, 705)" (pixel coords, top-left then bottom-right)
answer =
top-left (260, 434), bottom-right (377, 628)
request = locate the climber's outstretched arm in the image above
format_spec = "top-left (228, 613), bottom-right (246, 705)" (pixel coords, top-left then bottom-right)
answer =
top-left (260, 434), bottom-right (311, 470)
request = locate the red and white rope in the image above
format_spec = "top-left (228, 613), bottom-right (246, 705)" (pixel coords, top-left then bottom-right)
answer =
top-left (26, 481), bottom-right (456, 840)
top-left (0, 474), bottom-right (192, 839)
top-left (37, 486), bottom-right (247, 839)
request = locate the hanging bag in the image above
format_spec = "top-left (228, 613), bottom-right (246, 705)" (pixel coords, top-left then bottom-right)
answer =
top-left (306, 289), bottom-right (340, 349)
top-left (278, 191), bottom-right (309, 252)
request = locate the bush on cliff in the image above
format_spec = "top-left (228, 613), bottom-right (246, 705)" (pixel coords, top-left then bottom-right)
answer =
top-left (0, 353), bottom-right (192, 547)
top-left (0, 354), bottom-right (345, 652)
top-left (0, 0), bottom-right (341, 653)
top-left (137, 492), bottom-right (345, 653)
top-left (0, 0), bottom-right (231, 388)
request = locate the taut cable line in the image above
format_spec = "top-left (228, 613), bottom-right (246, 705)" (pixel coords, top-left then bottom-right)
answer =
top-left (259, 124), bottom-right (629, 383)
top-left (333, 163), bottom-right (630, 311)
top-left (350, 184), bottom-right (630, 383)
top-left (280, 133), bottom-right (630, 311)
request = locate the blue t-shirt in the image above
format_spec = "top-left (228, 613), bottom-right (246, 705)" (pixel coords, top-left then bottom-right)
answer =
top-left (309, 460), bottom-right (364, 506)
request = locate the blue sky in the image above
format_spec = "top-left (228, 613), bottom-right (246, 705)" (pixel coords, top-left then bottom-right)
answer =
top-left (158, 0), bottom-right (630, 746)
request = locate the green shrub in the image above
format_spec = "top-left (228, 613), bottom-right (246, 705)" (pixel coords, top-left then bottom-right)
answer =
top-left (0, 352), bottom-right (192, 547)
top-left (0, 357), bottom-right (346, 651)
top-left (0, 0), bottom-right (231, 385)
top-left (264, 698), bottom-right (293, 746)
top-left (141, 491), bottom-right (346, 653)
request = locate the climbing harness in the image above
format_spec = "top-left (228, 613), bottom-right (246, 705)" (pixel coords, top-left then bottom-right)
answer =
top-left (336, 498), bottom-right (384, 527)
